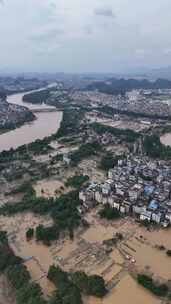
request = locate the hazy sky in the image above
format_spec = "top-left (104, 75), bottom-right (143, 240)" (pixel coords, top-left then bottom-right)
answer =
top-left (0, 0), bottom-right (171, 73)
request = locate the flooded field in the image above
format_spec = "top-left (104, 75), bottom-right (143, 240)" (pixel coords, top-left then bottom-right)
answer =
top-left (0, 206), bottom-right (171, 302)
top-left (122, 236), bottom-right (171, 280)
top-left (0, 213), bottom-right (54, 295)
top-left (34, 179), bottom-right (65, 198)
top-left (0, 211), bottom-right (126, 296)
top-left (141, 228), bottom-right (171, 248)
top-left (83, 210), bottom-right (138, 244)
top-left (82, 223), bottom-right (115, 243)
top-left (86, 114), bottom-right (150, 132)
top-left (85, 274), bottom-right (160, 304)
top-left (161, 133), bottom-right (171, 147)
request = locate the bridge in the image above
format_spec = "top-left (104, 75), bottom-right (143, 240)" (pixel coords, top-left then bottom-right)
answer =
top-left (33, 108), bottom-right (58, 113)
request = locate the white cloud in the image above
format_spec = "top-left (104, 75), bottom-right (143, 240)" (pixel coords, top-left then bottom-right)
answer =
top-left (135, 49), bottom-right (146, 56)
top-left (163, 48), bottom-right (171, 55)
top-left (94, 7), bottom-right (115, 18)
top-left (0, 0), bottom-right (171, 73)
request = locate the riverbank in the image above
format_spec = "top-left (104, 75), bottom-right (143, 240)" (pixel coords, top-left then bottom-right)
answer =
top-left (0, 89), bottom-right (63, 152)
top-left (1, 84), bottom-right (171, 304)
top-left (0, 111), bottom-right (62, 152)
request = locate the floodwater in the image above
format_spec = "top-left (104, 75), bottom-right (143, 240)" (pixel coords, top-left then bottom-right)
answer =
top-left (85, 274), bottom-right (160, 304)
top-left (34, 179), bottom-right (64, 198)
top-left (0, 213), bottom-right (55, 296)
top-left (124, 237), bottom-right (171, 280)
top-left (82, 224), bottom-right (115, 243)
top-left (8, 86), bottom-right (56, 110)
top-left (83, 211), bottom-right (138, 244)
top-left (0, 210), bottom-right (168, 302)
top-left (132, 228), bottom-right (171, 280)
top-left (160, 133), bottom-right (171, 147)
top-left (0, 90), bottom-right (62, 152)
top-left (0, 275), bottom-right (16, 304)
top-left (141, 227), bottom-right (171, 249)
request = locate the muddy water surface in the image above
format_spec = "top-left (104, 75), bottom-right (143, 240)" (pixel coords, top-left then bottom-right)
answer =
top-left (0, 90), bottom-right (62, 152)
top-left (160, 133), bottom-right (171, 146)
top-left (34, 179), bottom-right (65, 198)
top-left (85, 275), bottom-right (160, 304)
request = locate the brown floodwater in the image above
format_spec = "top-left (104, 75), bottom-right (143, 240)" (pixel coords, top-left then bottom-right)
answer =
top-left (160, 133), bottom-right (171, 147)
top-left (8, 87), bottom-right (57, 110)
top-left (0, 91), bottom-right (62, 152)
top-left (85, 274), bottom-right (160, 304)
top-left (0, 213), bottom-right (55, 295)
top-left (82, 224), bottom-right (115, 243)
top-left (0, 211), bottom-right (168, 302)
top-left (124, 237), bottom-right (171, 280)
top-left (0, 275), bottom-right (16, 304)
top-left (34, 179), bottom-right (64, 198)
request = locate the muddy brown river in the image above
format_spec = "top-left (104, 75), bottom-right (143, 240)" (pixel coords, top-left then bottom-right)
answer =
top-left (0, 89), bottom-right (62, 152)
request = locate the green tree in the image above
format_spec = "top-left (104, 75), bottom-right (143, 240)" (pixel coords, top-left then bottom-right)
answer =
top-left (87, 275), bottom-right (107, 297)
top-left (0, 231), bottom-right (8, 244)
top-left (26, 228), bottom-right (34, 240)
top-left (99, 204), bottom-right (120, 220)
top-left (16, 282), bottom-right (44, 304)
top-left (166, 250), bottom-right (171, 257)
top-left (6, 264), bottom-right (30, 290)
top-left (100, 153), bottom-right (118, 171)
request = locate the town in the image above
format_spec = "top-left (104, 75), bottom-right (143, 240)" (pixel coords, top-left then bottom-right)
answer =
top-left (2, 0), bottom-right (171, 303)
top-left (70, 87), bottom-right (171, 119)
top-left (79, 155), bottom-right (171, 227)
top-left (1, 77), bottom-right (171, 304)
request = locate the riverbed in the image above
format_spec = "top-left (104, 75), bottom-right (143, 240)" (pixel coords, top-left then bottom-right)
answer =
top-left (0, 90), bottom-right (62, 152)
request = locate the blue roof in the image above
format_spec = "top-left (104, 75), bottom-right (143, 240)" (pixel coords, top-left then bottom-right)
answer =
top-left (144, 185), bottom-right (155, 195)
top-left (148, 200), bottom-right (158, 211)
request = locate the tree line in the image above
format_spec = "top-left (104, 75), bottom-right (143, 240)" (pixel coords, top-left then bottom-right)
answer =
top-left (91, 122), bottom-right (140, 143)
top-left (0, 187), bottom-right (82, 245)
top-left (48, 265), bottom-right (107, 304)
top-left (0, 230), bottom-right (47, 304)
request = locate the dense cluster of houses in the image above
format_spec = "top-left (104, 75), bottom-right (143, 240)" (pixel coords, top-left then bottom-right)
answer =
top-left (79, 156), bottom-right (171, 227)
top-left (70, 89), bottom-right (171, 118)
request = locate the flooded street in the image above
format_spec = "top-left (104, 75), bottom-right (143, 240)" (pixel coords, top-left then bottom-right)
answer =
top-left (0, 90), bottom-right (62, 152)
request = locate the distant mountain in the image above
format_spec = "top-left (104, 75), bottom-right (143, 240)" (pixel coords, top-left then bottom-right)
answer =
top-left (145, 66), bottom-right (171, 80)
top-left (84, 78), bottom-right (171, 95)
